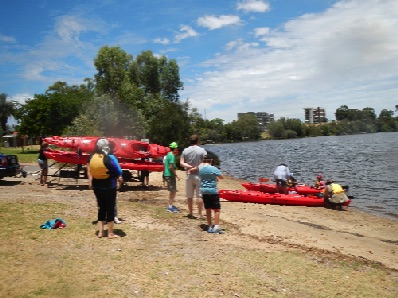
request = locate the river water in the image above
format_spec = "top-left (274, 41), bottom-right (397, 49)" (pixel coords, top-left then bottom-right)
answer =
top-left (203, 132), bottom-right (398, 221)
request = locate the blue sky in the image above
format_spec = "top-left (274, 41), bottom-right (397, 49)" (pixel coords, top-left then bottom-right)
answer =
top-left (1, 0), bottom-right (397, 124)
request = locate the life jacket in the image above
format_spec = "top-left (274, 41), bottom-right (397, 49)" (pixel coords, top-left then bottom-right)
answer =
top-left (329, 183), bottom-right (345, 195)
top-left (89, 153), bottom-right (110, 179)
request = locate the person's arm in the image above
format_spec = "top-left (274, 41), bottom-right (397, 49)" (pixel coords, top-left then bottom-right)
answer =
top-left (86, 162), bottom-right (93, 189)
top-left (169, 163), bottom-right (179, 180)
top-left (179, 154), bottom-right (193, 170)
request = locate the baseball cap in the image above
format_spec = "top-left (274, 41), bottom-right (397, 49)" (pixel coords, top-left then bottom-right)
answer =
top-left (169, 142), bottom-right (178, 149)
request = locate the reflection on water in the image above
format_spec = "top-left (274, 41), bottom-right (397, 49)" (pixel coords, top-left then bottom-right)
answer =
top-left (203, 132), bottom-right (398, 221)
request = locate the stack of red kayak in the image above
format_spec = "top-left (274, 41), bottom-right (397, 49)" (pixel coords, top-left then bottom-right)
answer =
top-left (43, 136), bottom-right (169, 172)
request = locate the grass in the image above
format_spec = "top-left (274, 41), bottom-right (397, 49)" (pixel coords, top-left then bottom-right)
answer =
top-left (0, 193), bottom-right (397, 297)
top-left (1, 145), bottom-right (40, 163)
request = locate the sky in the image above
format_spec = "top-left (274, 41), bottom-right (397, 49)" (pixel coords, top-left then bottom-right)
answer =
top-left (1, 0), bottom-right (397, 124)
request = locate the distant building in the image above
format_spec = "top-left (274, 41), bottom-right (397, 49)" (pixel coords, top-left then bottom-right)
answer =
top-left (304, 107), bottom-right (326, 124)
top-left (237, 112), bottom-right (275, 130)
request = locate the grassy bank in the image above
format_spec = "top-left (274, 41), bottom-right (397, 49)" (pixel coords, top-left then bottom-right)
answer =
top-left (0, 145), bottom-right (40, 163)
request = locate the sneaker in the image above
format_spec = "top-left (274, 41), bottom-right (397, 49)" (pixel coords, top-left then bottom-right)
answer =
top-left (208, 227), bottom-right (224, 234)
top-left (114, 217), bottom-right (122, 224)
top-left (167, 206), bottom-right (179, 213)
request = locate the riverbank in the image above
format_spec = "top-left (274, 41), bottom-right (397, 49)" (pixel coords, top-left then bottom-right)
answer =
top-left (0, 165), bottom-right (397, 297)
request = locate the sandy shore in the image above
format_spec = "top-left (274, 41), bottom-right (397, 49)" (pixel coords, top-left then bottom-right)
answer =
top-left (162, 170), bottom-right (397, 271)
top-left (11, 164), bottom-right (398, 270)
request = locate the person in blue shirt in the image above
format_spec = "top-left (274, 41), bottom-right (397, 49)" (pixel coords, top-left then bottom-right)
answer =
top-left (197, 155), bottom-right (224, 234)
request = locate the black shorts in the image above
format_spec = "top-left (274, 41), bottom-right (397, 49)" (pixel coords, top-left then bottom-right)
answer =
top-left (275, 179), bottom-right (287, 187)
top-left (202, 193), bottom-right (221, 210)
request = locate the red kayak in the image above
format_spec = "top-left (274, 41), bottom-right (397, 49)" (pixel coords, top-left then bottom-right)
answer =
top-left (43, 136), bottom-right (170, 159)
top-left (242, 182), bottom-right (322, 196)
top-left (44, 149), bottom-right (164, 172)
top-left (44, 149), bottom-right (90, 164)
top-left (219, 189), bottom-right (351, 207)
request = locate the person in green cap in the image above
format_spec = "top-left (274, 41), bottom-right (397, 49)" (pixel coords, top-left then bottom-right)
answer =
top-left (164, 142), bottom-right (180, 213)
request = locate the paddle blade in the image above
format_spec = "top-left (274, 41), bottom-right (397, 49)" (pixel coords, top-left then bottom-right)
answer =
top-left (258, 178), bottom-right (270, 183)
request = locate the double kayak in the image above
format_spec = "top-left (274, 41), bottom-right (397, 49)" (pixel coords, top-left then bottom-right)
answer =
top-left (242, 182), bottom-right (323, 196)
top-left (219, 189), bottom-right (351, 207)
top-left (43, 136), bottom-right (170, 159)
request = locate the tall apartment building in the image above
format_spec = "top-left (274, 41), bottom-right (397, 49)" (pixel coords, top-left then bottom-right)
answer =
top-left (237, 112), bottom-right (275, 130)
top-left (304, 107), bottom-right (326, 124)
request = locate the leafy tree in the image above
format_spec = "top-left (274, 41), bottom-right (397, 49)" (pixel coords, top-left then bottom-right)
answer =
top-left (94, 46), bottom-right (133, 98)
top-left (335, 105), bottom-right (349, 120)
top-left (377, 109), bottom-right (395, 132)
top-left (235, 114), bottom-right (261, 140)
top-left (0, 93), bottom-right (17, 134)
top-left (16, 82), bottom-right (93, 136)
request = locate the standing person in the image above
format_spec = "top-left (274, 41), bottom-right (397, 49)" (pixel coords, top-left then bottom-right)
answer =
top-left (324, 179), bottom-right (349, 210)
top-left (164, 142), bottom-right (180, 213)
top-left (87, 138), bottom-right (123, 238)
top-left (273, 163), bottom-right (291, 194)
top-left (198, 155), bottom-right (224, 234)
top-left (37, 142), bottom-right (49, 187)
top-left (180, 134), bottom-right (207, 219)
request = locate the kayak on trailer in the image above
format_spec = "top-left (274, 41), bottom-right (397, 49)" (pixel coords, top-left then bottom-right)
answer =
top-left (219, 189), bottom-right (351, 207)
top-left (241, 182), bottom-right (323, 196)
top-left (44, 149), bottom-right (164, 172)
top-left (43, 136), bottom-right (170, 159)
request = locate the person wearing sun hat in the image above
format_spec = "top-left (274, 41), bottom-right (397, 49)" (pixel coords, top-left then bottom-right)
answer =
top-left (164, 141), bottom-right (180, 213)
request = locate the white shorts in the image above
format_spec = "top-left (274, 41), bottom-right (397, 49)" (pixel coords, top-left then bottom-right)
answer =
top-left (185, 175), bottom-right (201, 198)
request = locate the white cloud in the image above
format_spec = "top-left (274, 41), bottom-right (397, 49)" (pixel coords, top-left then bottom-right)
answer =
top-left (0, 34), bottom-right (16, 43)
top-left (182, 0), bottom-right (398, 122)
top-left (197, 15), bottom-right (242, 30)
top-left (174, 25), bottom-right (199, 42)
top-left (237, 0), bottom-right (270, 13)
top-left (154, 37), bottom-right (170, 44)
top-left (253, 27), bottom-right (270, 37)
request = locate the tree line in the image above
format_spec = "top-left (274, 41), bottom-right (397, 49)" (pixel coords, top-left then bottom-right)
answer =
top-left (1, 45), bottom-right (397, 146)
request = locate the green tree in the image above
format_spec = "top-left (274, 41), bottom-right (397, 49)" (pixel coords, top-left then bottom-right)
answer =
top-left (235, 114), bottom-right (261, 140)
top-left (94, 46), bottom-right (133, 98)
top-left (16, 82), bottom-right (93, 136)
top-left (0, 93), bottom-right (17, 134)
top-left (335, 105), bottom-right (349, 120)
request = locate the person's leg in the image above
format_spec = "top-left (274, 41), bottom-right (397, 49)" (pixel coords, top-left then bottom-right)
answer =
top-left (206, 209), bottom-right (212, 226)
top-left (214, 209), bottom-right (220, 225)
top-left (106, 189), bottom-right (119, 238)
top-left (94, 189), bottom-right (107, 237)
top-left (194, 177), bottom-right (203, 217)
top-left (97, 221), bottom-right (105, 238)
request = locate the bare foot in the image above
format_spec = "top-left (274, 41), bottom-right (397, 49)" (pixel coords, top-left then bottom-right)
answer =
top-left (98, 233), bottom-right (103, 238)
top-left (108, 234), bottom-right (120, 239)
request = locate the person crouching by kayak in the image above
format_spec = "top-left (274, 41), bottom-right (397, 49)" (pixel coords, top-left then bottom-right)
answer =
top-left (324, 179), bottom-right (349, 210)
top-left (273, 163), bottom-right (291, 194)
